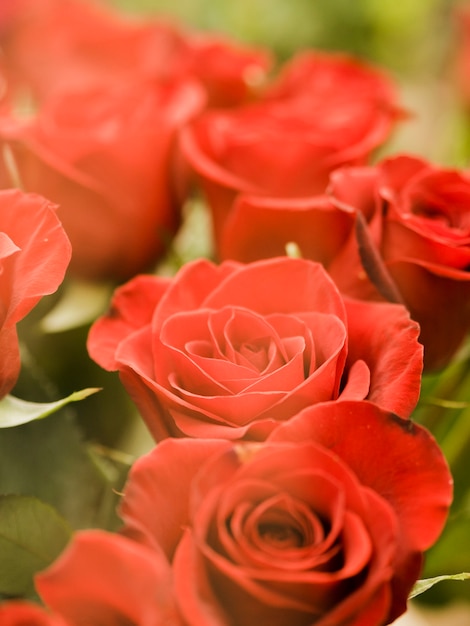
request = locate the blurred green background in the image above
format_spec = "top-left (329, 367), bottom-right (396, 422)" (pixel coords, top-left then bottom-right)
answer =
top-left (112, 0), bottom-right (453, 75)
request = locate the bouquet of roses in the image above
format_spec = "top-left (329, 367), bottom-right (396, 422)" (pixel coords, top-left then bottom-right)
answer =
top-left (0, 0), bottom-right (468, 624)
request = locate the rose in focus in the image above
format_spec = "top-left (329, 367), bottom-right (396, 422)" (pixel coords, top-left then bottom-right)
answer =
top-left (324, 155), bottom-right (470, 371)
top-left (211, 193), bottom-right (357, 267)
top-left (87, 257), bottom-right (423, 441)
top-left (180, 51), bottom-right (403, 251)
top-left (0, 188), bottom-right (71, 398)
top-left (36, 401), bottom-right (452, 626)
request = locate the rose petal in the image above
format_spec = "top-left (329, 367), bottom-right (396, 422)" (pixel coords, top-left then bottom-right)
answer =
top-left (120, 438), bottom-right (232, 559)
top-left (269, 401), bottom-right (453, 552)
top-left (343, 297), bottom-right (423, 417)
top-left (219, 193), bottom-right (355, 264)
top-left (87, 275), bottom-right (170, 371)
top-left (36, 531), bottom-right (183, 626)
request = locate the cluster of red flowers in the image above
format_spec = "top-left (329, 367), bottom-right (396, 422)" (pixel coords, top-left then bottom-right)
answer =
top-left (1, 0), bottom-right (469, 624)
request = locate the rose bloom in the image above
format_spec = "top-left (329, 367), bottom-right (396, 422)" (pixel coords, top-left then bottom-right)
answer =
top-left (180, 51), bottom-right (403, 251)
top-left (0, 0), bottom-right (271, 108)
top-left (36, 401), bottom-right (453, 626)
top-left (321, 155), bottom-right (470, 371)
top-left (87, 257), bottom-right (423, 441)
top-left (208, 155), bottom-right (470, 371)
top-left (0, 601), bottom-right (68, 626)
top-left (0, 0), bottom-right (272, 282)
top-left (0, 188), bottom-right (71, 397)
top-left (0, 77), bottom-right (205, 281)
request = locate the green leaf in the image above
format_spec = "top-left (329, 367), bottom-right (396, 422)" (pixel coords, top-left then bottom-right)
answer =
top-left (0, 411), bottom-right (130, 531)
top-left (40, 278), bottom-right (114, 332)
top-left (409, 573), bottom-right (470, 599)
top-left (427, 398), bottom-right (470, 410)
top-left (0, 495), bottom-right (72, 596)
top-left (0, 388), bottom-right (101, 428)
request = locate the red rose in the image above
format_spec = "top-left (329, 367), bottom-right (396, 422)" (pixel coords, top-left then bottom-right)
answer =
top-left (0, 0), bottom-right (271, 108)
top-left (0, 0), bottom-right (187, 101)
top-left (325, 155), bottom-right (470, 370)
top-left (0, 188), bottom-right (71, 397)
top-left (180, 51), bottom-right (402, 252)
top-left (0, 78), bottom-right (204, 280)
top-left (37, 401), bottom-right (452, 626)
top-left (0, 601), bottom-right (68, 626)
top-left (88, 257), bottom-right (423, 440)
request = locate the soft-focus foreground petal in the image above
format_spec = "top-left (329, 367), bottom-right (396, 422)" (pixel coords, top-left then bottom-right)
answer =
top-left (36, 530), bottom-right (183, 626)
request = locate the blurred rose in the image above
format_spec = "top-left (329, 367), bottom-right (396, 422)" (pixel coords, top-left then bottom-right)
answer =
top-left (0, 78), bottom-right (205, 280)
top-left (0, 188), bottom-right (71, 397)
top-left (0, 0), bottom-right (188, 100)
top-left (0, 0), bottom-right (271, 108)
top-left (87, 257), bottom-right (423, 441)
top-left (0, 601), bottom-right (68, 625)
top-left (184, 34), bottom-right (271, 108)
top-left (180, 51), bottom-right (403, 251)
top-left (37, 401), bottom-right (452, 626)
top-left (325, 155), bottom-right (470, 371)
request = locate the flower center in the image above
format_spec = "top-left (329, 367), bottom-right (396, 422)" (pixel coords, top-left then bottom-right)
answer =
top-left (258, 522), bottom-right (304, 548)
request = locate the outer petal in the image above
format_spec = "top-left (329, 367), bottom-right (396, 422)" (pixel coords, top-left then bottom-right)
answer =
top-left (0, 602), bottom-right (68, 626)
top-left (119, 438), bottom-right (232, 559)
top-left (386, 259), bottom-right (470, 371)
top-left (219, 193), bottom-right (355, 264)
top-left (343, 297), bottom-right (423, 417)
top-left (269, 401), bottom-right (452, 550)
top-left (117, 326), bottom-right (181, 440)
top-left (0, 188), bottom-right (71, 324)
top-left (203, 257), bottom-right (347, 320)
top-left (87, 274), bottom-right (171, 371)
top-left (0, 189), bottom-right (71, 397)
top-left (36, 530), bottom-right (183, 626)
